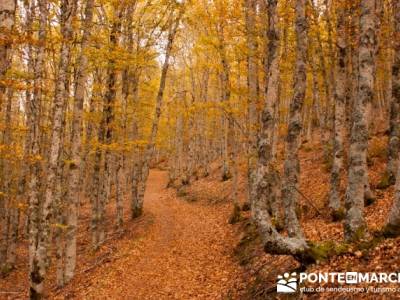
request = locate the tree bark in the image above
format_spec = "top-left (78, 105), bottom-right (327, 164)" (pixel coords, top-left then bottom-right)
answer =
top-left (329, 0), bottom-right (347, 219)
top-left (92, 4), bottom-right (123, 248)
top-left (245, 0), bottom-right (258, 206)
top-left (0, 0), bottom-right (16, 270)
top-left (28, 1), bottom-right (48, 297)
top-left (32, 0), bottom-right (76, 296)
top-left (251, 0), bottom-right (313, 263)
top-left (382, 0), bottom-right (400, 236)
top-left (384, 0), bottom-right (400, 186)
top-left (345, 0), bottom-right (376, 241)
top-left (281, 0), bottom-right (308, 239)
top-left (0, 0), bottom-right (15, 90)
top-left (64, 0), bottom-right (94, 284)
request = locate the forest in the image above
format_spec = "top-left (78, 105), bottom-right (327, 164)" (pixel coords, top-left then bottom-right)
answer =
top-left (0, 0), bottom-right (399, 298)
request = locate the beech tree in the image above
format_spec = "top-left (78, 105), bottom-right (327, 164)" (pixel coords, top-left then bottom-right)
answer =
top-left (65, 0), bottom-right (94, 284)
top-left (251, 0), bottom-right (316, 262)
top-left (329, 0), bottom-right (347, 219)
top-left (383, 0), bottom-right (400, 236)
top-left (344, 0), bottom-right (376, 242)
top-left (383, 0), bottom-right (400, 187)
top-left (0, 0), bottom-right (16, 271)
top-left (27, 0), bottom-right (48, 297)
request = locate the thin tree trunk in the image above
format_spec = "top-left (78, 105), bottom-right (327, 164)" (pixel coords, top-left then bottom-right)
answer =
top-left (115, 2), bottom-right (138, 228)
top-left (0, 0), bottom-right (16, 269)
top-left (31, 0), bottom-right (76, 296)
top-left (28, 0), bottom-right (48, 297)
top-left (92, 4), bottom-right (122, 248)
top-left (329, 0), bottom-right (347, 219)
top-left (219, 41), bottom-right (232, 181)
top-left (310, 3), bottom-right (333, 157)
top-left (281, 0), bottom-right (308, 239)
top-left (245, 0), bottom-right (258, 206)
top-left (64, 0), bottom-right (94, 284)
top-left (0, 0), bottom-right (15, 95)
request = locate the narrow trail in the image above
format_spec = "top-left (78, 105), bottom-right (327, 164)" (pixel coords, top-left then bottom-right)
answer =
top-left (64, 170), bottom-right (243, 299)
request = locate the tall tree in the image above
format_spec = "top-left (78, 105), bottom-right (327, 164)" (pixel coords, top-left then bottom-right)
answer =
top-left (92, 4), bottom-right (123, 248)
top-left (251, 0), bottom-right (315, 263)
top-left (344, 0), bottom-right (376, 241)
top-left (281, 0), bottom-right (308, 239)
top-left (383, 0), bottom-right (400, 236)
top-left (0, 0), bottom-right (16, 270)
top-left (383, 0), bottom-right (400, 187)
top-left (245, 0), bottom-right (258, 205)
top-left (31, 0), bottom-right (77, 297)
top-left (64, 0), bottom-right (94, 284)
top-left (28, 0), bottom-right (48, 297)
top-left (329, 0), bottom-right (347, 219)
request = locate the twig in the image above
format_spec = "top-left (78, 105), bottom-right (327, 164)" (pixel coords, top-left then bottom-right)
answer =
top-left (294, 186), bottom-right (325, 218)
top-left (82, 250), bottom-right (113, 274)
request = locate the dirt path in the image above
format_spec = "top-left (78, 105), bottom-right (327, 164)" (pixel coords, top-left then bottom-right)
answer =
top-left (61, 170), bottom-right (243, 299)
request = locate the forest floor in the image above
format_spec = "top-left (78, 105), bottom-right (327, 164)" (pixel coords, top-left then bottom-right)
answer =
top-left (47, 170), bottom-right (245, 299)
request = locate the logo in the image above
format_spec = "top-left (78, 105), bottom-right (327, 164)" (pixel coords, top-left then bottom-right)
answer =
top-left (277, 272), bottom-right (297, 293)
top-left (345, 272), bottom-right (358, 284)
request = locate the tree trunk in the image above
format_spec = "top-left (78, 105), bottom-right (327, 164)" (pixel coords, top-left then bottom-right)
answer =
top-left (384, 164), bottom-right (400, 236)
top-left (28, 0), bottom-right (48, 297)
top-left (31, 0), bottom-right (76, 296)
top-left (329, 0), bottom-right (347, 219)
top-left (310, 3), bottom-right (333, 158)
top-left (251, 0), bottom-right (314, 262)
top-left (0, 0), bottom-right (16, 270)
top-left (245, 0), bottom-right (258, 206)
top-left (0, 0), bottom-right (15, 91)
top-left (345, 0), bottom-right (376, 242)
top-left (382, 0), bottom-right (400, 236)
top-left (64, 0), bottom-right (94, 284)
top-left (92, 5), bottom-right (123, 248)
top-left (383, 0), bottom-right (400, 187)
top-left (281, 0), bottom-right (308, 239)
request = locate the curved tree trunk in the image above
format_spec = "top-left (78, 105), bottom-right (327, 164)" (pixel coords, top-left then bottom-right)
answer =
top-left (252, 0), bottom-right (313, 262)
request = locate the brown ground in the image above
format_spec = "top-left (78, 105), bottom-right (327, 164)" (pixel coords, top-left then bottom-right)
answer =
top-left (59, 170), bottom-right (244, 299)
